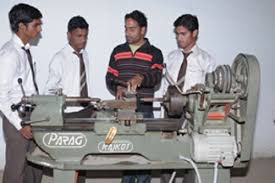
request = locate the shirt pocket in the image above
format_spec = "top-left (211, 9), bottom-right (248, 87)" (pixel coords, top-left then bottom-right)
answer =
top-left (188, 64), bottom-right (203, 73)
top-left (186, 65), bottom-right (205, 83)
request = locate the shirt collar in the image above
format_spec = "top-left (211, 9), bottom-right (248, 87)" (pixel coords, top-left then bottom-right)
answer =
top-left (12, 34), bottom-right (30, 50)
top-left (180, 44), bottom-right (199, 57)
top-left (126, 38), bottom-right (151, 49)
top-left (66, 43), bottom-right (84, 54)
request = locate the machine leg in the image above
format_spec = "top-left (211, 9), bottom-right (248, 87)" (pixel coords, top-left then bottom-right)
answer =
top-left (53, 169), bottom-right (76, 183)
top-left (183, 168), bottom-right (231, 183)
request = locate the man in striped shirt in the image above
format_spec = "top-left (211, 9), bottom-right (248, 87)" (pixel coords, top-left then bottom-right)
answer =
top-left (105, 10), bottom-right (164, 183)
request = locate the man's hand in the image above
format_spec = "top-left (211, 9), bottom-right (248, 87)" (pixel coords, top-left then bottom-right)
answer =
top-left (127, 74), bottom-right (144, 92)
top-left (19, 125), bottom-right (32, 140)
top-left (116, 86), bottom-right (126, 99)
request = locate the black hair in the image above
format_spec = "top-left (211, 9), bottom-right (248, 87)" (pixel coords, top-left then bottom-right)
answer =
top-left (67, 16), bottom-right (89, 32)
top-left (174, 14), bottom-right (199, 32)
top-left (125, 10), bottom-right (147, 28)
top-left (9, 3), bottom-right (42, 33)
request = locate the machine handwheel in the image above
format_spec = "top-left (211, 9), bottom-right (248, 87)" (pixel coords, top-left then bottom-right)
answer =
top-left (232, 54), bottom-right (249, 99)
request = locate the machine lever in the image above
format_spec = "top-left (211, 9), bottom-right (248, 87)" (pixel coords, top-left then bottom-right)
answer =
top-left (18, 78), bottom-right (26, 97)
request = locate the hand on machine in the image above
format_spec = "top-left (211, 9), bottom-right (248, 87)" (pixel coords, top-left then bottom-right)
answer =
top-left (113, 74), bottom-right (144, 99)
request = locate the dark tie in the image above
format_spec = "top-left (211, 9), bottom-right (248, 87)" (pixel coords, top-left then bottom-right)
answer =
top-left (22, 47), bottom-right (39, 94)
top-left (74, 52), bottom-right (88, 98)
top-left (177, 51), bottom-right (192, 89)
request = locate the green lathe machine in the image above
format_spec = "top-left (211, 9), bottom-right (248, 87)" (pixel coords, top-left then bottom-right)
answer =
top-left (15, 53), bottom-right (260, 183)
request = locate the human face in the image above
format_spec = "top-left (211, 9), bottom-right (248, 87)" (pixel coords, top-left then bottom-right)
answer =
top-left (125, 18), bottom-right (146, 45)
top-left (19, 19), bottom-right (42, 44)
top-left (174, 25), bottom-right (197, 51)
top-left (67, 28), bottom-right (88, 53)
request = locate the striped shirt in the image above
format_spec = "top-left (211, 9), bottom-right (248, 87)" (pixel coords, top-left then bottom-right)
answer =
top-left (106, 39), bottom-right (163, 98)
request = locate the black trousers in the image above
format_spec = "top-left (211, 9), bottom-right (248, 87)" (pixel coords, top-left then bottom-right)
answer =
top-left (2, 116), bottom-right (43, 183)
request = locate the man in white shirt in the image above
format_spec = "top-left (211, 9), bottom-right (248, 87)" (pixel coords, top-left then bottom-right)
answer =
top-left (44, 16), bottom-right (92, 115)
top-left (161, 14), bottom-right (216, 183)
top-left (163, 14), bottom-right (215, 94)
top-left (44, 16), bottom-right (91, 182)
top-left (0, 3), bottom-right (43, 183)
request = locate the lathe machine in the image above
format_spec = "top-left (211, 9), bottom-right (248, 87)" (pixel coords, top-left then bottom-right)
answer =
top-left (15, 53), bottom-right (259, 183)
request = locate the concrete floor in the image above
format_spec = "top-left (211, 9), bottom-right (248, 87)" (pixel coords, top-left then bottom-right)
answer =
top-left (1, 157), bottom-right (275, 183)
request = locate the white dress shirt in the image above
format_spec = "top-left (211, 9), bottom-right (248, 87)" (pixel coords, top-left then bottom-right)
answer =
top-left (163, 44), bottom-right (216, 93)
top-left (44, 44), bottom-right (92, 112)
top-left (0, 34), bottom-right (37, 130)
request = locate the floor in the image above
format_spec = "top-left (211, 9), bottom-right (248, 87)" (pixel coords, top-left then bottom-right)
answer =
top-left (1, 157), bottom-right (274, 183)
